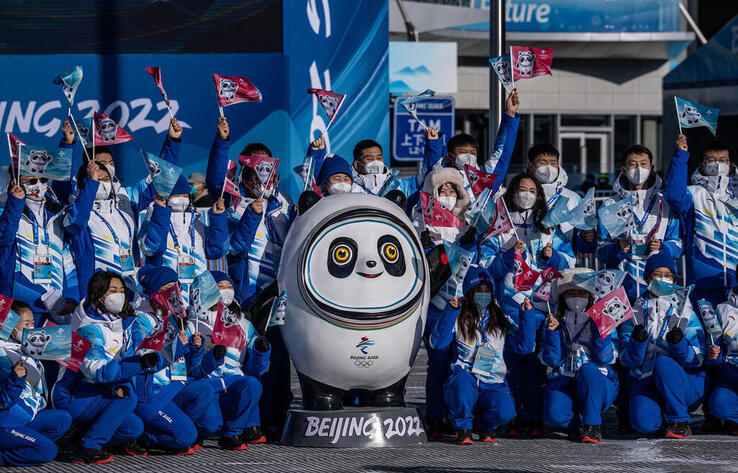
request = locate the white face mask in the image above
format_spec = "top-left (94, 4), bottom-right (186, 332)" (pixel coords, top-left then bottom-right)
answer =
top-left (95, 181), bottom-right (112, 200)
top-left (22, 181), bottom-right (48, 201)
top-left (651, 276), bottom-right (674, 284)
top-left (437, 196), bottom-right (457, 211)
top-left (704, 162), bottom-right (730, 177)
top-left (625, 166), bottom-right (650, 185)
top-left (168, 196), bottom-right (190, 212)
top-left (453, 153), bottom-right (477, 170)
top-left (327, 182), bottom-right (352, 195)
top-left (104, 164), bottom-right (116, 181)
top-left (362, 160), bottom-right (384, 175)
top-left (534, 165), bottom-right (558, 184)
top-left (566, 296), bottom-right (589, 312)
top-left (220, 289), bottom-right (235, 306)
top-left (104, 292), bottom-right (126, 314)
top-left (514, 191), bottom-right (537, 210)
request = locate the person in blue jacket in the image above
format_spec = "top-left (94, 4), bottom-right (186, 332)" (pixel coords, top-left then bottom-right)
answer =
top-left (133, 265), bottom-right (219, 455)
top-left (430, 266), bottom-right (525, 445)
top-left (619, 251), bottom-right (706, 439)
top-left (187, 271), bottom-right (271, 450)
top-left (705, 284), bottom-right (738, 434)
top-left (0, 301), bottom-right (73, 467)
top-left (52, 270), bottom-right (145, 464)
top-left (665, 135), bottom-right (736, 306)
top-left (531, 268), bottom-right (619, 443)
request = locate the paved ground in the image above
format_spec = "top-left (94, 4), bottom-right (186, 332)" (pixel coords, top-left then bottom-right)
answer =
top-left (7, 351), bottom-right (736, 473)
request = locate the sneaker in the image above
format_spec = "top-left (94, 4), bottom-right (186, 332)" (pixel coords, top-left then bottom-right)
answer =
top-left (109, 440), bottom-right (148, 457)
top-left (479, 431), bottom-right (496, 443)
top-left (665, 422), bottom-right (692, 439)
top-left (219, 435), bottom-right (248, 451)
top-left (427, 419), bottom-right (444, 440)
top-left (173, 447), bottom-right (195, 456)
top-left (504, 421), bottom-right (521, 438)
top-left (455, 429), bottom-right (474, 446)
top-left (581, 425), bottom-right (602, 444)
top-left (73, 447), bottom-right (114, 464)
top-left (193, 437), bottom-right (204, 450)
top-left (243, 426), bottom-right (267, 444)
top-left (527, 420), bottom-right (545, 438)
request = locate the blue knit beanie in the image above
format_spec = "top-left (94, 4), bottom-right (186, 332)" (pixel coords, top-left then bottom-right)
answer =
top-left (138, 264), bottom-right (178, 295)
top-left (644, 251), bottom-right (678, 278)
top-left (317, 156), bottom-right (353, 187)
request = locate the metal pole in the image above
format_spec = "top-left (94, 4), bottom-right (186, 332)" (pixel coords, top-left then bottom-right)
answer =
top-left (678, 1), bottom-right (707, 45)
top-left (395, 0), bottom-right (419, 42)
top-left (489, 0), bottom-right (505, 156)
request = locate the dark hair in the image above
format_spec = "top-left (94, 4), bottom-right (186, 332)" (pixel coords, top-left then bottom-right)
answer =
top-left (353, 140), bottom-right (382, 161)
top-left (556, 292), bottom-right (595, 320)
top-left (10, 300), bottom-right (32, 315)
top-left (503, 172), bottom-right (550, 234)
top-left (240, 143), bottom-right (272, 158)
top-left (84, 271), bottom-right (134, 319)
top-left (528, 143), bottom-right (559, 163)
top-left (84, 145), bottom-right (113, 161)
top-left (76, 161), bottom-right (110, 191)
top-left (621, 144), bottom-right (653, 165)
top-left (447, 133), bottom-right (478, 156)
top-left (457, 286), bottom-right (508, 342)
top-left (240, 166), bottom-right (262, 198)
top-left (700, 140), bottom-right (731, 161)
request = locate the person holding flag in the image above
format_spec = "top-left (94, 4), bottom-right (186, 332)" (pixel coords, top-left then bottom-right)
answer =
top-left (479, 172), bottom-right (574, 437)
top-left (665, 135), bottom-right (737, 306)
top-left (430, 265), bottom-right (536, 445)
top-left (619, 251), bottom-right (706, 439)
top-left (598, 145), bottom-right (682, 302)
top-left (52, 271), bottom-right (145, 464)
top-left (186, 270), bottom-right (271, 450)
top-left (413, 168), bottom-right (472, 247)
top-left (0, 171), bottom-right (79, 323)
top-left (524, 268), bottom-right (620, 443)
top-left (0, 300), bottom-right (73, 466)
top-left (132, 265), bottom-right (219, 455)
top-left (138, 175), bottom-right (229, 304)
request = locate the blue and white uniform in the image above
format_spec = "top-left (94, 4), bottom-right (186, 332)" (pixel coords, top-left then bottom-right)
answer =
top-left (707, 292), bottom-right (738, 423)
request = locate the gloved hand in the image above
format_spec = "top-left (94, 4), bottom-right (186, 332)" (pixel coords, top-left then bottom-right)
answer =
top-left (631, 324), bottom-right (648, 343)
top-left (254, 336), bottom-right (270, 353)
top-left (114, 385), bottom-right (130, 398)
top-left (666, 326), bottom-right (684, 345)
top-left (458, 226), bottom-right (477, 246)
top-left (420, 230), bottom-right (433, 250)
top-left (140, 353), bottom-right (159, 369)
top-left (212, 345), bottom-right (227, 361)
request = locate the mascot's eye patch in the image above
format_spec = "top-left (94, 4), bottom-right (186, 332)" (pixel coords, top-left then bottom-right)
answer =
top-left (377, 235), bottom-right (405, 277)
top-left (328, 237), bottom-right (357, 278)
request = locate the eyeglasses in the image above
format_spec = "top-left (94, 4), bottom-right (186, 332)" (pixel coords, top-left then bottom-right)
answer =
top-left (24, 178), bottom-right (48, 185)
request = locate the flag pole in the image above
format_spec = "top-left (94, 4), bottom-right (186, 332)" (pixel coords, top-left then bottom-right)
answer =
top-left (16, 143), bottom-right (21, 182)
top-left (218, 106), bottom-right (224, 118)
top-left (674, 96), bottom-right (683, 135)
top-left (220, 173), bottom-right (227, 200)
top-left (92, 118), bottom-right (96, 162)
top-left (68, 112), bottom-right (91, 162)
top-left (500, 196), bottom-right (520, 241)
top-left (6, 133), bottom-right (14, 183)
top-left (509, 46), bottom-right (516, 92)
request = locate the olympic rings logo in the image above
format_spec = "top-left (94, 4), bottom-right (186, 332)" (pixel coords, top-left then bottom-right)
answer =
top-left (354, 360), bottom-right (374, 368)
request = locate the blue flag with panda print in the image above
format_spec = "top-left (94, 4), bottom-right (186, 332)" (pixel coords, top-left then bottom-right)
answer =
top-left (542, 195), bottom-right (570, 229)
top-left (141, 149), bottom-right (182, 198)
top-left (18, 145), bottom-right (72, 181)
top-left (53, 65), bottom-right (83, 107)
top-left (21, 325), bottom-right (72, 360)
top-left (598, 195), bottom-right (634, 239)
top-left (675, 97), bottom-right (718, 136)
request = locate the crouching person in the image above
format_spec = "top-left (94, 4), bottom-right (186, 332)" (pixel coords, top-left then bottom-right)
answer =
top-left (705, 286), bottom-right (738, 434)
top-left (430, 266), bottom-right (519, 445)
top-left (188, 271), bottom-right (271, 450)
top-left (0, 301), bottom-right (72, 466)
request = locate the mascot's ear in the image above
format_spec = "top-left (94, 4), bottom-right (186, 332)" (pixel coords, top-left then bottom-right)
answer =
top-left (426, 245), bottom-right (452, 297)
top-left (247, 280), bottom-right (279, 335)
top-left (298, 191), bottom-right (321, 215)
top-left (384, 189), bottom-right (407, 210)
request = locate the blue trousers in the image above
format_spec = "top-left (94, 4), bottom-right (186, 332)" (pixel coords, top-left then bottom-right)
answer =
top-left (629, 355), bottom-right (706, 434)
top-left (199, 375), bottom-right (263, 437)
top-left (543, 363), bottom-right (619, 428)
top-left (423, 332), bottom-right (451, 421)
top-left (443, 369), bottom-right (516, 431)
top-left (505, 351), bottom-right (546, 422)
top-left (0, 409), bottom-right (72, 466)
top-left (60, 388), bottom-right (143, 449)
top-left (709, 363), bottom-right (738, 423)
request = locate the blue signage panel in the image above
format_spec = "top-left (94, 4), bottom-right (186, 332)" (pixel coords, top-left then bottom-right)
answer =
top-left (393, 96), bottom-right (455, 162)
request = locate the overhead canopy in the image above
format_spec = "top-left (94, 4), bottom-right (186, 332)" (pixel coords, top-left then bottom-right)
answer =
top-left (663, 15), bottom-right (738, 114)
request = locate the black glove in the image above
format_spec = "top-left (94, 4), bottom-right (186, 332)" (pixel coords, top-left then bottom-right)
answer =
top-left (254, 335), bottom-right (270, 353)
top-left (666, 326), bottom-right (684, 345)
top-left (420, 230), bottom-right (433, 250)
top-left (212, 345), bottom-right (227, 361)
top-left (631, 324), bottom-right (648, 343)
top-left (459, 226), bottom-right (477, 246)
top-left (140, 352), bottom-right (159, 369)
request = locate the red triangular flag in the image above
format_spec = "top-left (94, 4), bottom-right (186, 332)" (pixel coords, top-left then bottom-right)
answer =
top-left (511, 46), bottom-right (554, 80)
top-left (145, 67), bottom-right (170, 106)
top-left (514, 253), bottom-right (540, 291)
top-left (587, 287), bottom-right (634, 339)
top-left (93, 112), bottom-right (133, 146)
top-left (213, 74), bottom-right (262, 107)
top-left (6, 133), bottom-right (26, 172)
top-left (150, 285), bottom-right (186, 320)
top-left (463, 165), bottom-right (498, 197)
top-left (239, 155), bottom-right (279, 192)
top-left (487, 197), bottom-right (513, 237)
top-left (307, 88), bottom-right (346, 126)
top-left (138, 313), bottom-right (170, 352)
top-left (534, 267), bottom-right (563, 301)
top-left (420, 192), bottom-right (464, 229)
top-left (211, 302), bottom-right (247, 350)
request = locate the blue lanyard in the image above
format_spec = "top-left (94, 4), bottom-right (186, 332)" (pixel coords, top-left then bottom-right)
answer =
top-left (546, 189), bottom-right (562, 208)
top-left (478, 311), bottom-right (490, 344)
top-left (633, 195), bottom-right (658, 229)
top-left (27, 209), bottom-right (49, 247)
top-left (643, 297), bottom-right (675, 340)
top-left (93, 208), bottom-right (133, 249)
top-left (168, 213), bottom-right (196, 254)
top-left (563, 313), bottom-right (591, 345)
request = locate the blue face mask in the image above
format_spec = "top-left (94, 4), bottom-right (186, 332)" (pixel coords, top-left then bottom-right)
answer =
top-left (647, 278), bottom-right (680, 297)
top-left (473, 293), bottom-right (492, 311)
top-left (190, 185), bottom-right (198, 196)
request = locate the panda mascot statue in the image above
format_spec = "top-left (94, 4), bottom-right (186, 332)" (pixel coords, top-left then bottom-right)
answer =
top-left (276, 192), bottom-right (430, 413)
